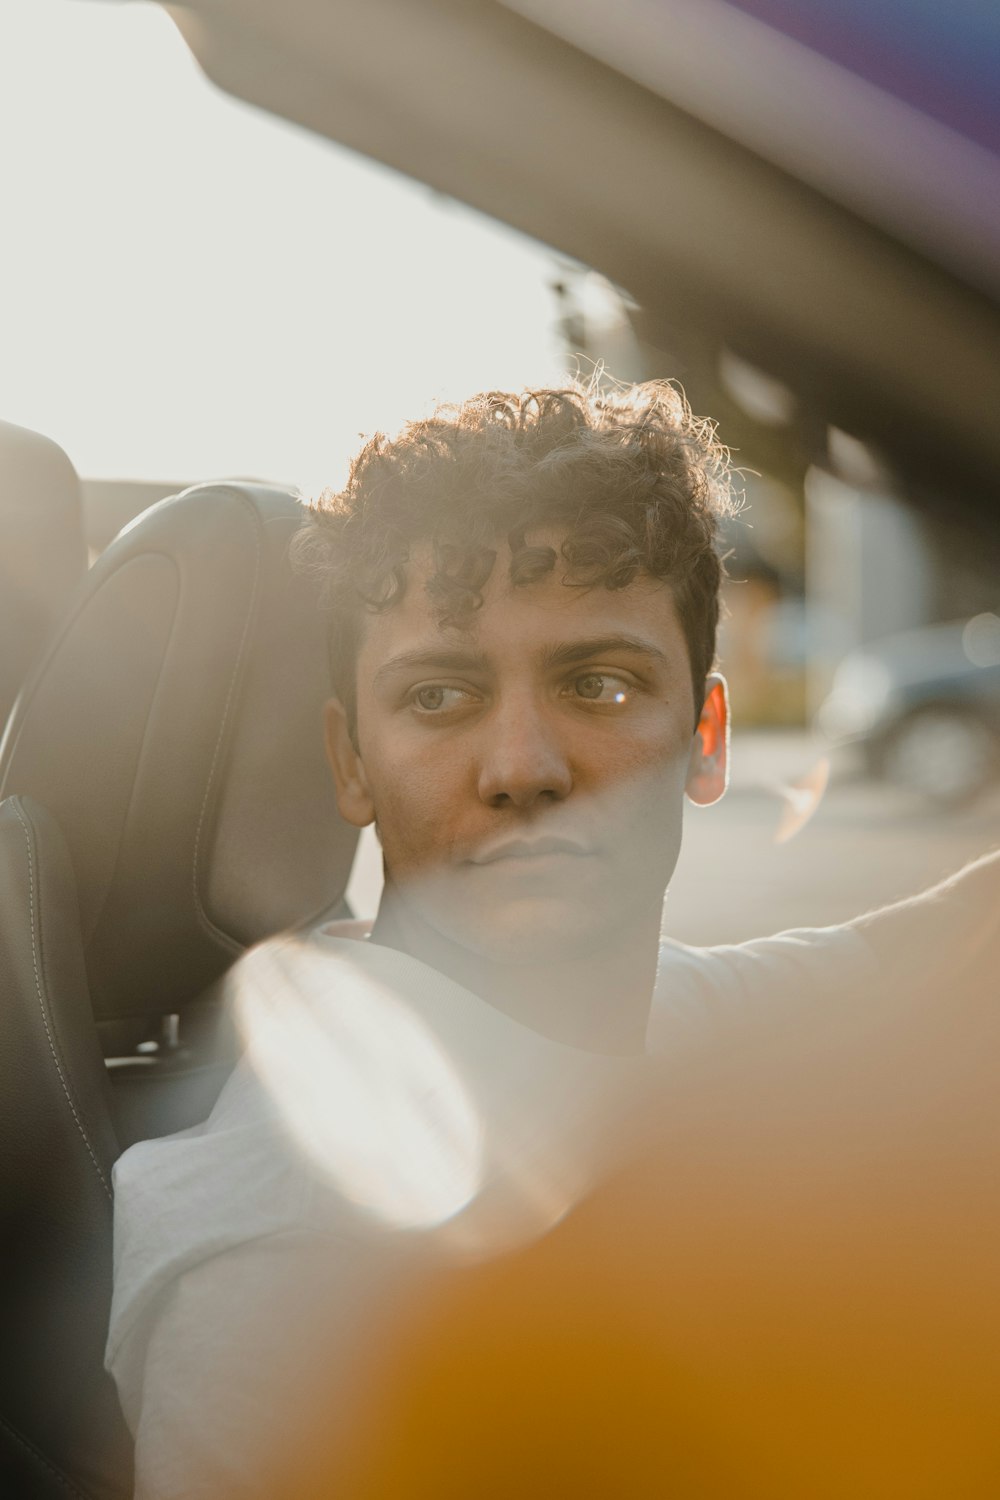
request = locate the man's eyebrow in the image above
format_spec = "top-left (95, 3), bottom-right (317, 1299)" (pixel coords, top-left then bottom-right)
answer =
top-left (541, 635), bottom-right (671, 670)
top-left (373, 647), bottom-right (491, 685)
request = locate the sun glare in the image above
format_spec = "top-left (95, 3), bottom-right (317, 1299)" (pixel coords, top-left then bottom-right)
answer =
top-left (234, 937), bottom-right (485, 1232)
top-left (0, 0), bottom-right (566, 489)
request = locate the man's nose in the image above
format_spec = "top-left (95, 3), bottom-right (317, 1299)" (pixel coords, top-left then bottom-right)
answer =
top-left (477, 698), bottom-right (573, 808)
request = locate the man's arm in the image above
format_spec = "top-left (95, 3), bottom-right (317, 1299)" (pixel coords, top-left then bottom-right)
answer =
top-left (850, 846), bottom-right (999, 1001)
top-left (654, 847), bottom-right (998, 1047)
top-left (120, 1231), bottom-right (395, 1500)
top-left (123, 1238), bottom-right (315, 1500)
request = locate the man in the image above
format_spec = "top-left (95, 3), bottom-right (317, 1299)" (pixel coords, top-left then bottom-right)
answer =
top-left (304, 379), bottom-right (734, 1054)
top-left (106, 382), bottom-right (998, 1498)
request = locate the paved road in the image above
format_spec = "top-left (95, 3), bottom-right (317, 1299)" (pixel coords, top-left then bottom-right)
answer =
top-left (345, 732), bottom-right (1000, 947)
top-left (666, 733), bottom-right (1000, 947)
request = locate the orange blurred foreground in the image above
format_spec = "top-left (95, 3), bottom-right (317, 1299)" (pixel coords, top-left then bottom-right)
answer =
top-left (280, 953), bottom-right (999, 1500)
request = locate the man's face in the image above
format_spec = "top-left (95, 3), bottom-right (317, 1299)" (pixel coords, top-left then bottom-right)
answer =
top-left (326, 542), bottom-right (727, 965)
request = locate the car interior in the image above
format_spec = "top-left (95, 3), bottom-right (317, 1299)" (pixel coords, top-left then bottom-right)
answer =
top-left (1, 1), bottom-right (998, 1495)
top-left (0, 458), bottom-right (357, 1497)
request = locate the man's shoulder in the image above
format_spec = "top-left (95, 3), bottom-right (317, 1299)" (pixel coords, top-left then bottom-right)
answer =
top-left (649, 920), bottom-right (878, 1051)
top-left (657, 918), bottom-right (876, 994)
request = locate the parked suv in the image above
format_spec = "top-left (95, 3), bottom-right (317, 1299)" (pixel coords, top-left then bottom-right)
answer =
top-left (817, 614), bottom-right (1000, 804)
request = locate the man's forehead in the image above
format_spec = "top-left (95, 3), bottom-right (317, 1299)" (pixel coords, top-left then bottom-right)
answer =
top-left (357, 550), bottom-right (687, 668)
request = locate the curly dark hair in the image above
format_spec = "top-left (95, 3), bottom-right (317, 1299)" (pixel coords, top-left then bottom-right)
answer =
top-left (292, 380), bottom-right (738, 727)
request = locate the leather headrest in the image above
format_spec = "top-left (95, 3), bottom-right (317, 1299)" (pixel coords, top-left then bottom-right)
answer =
top-left (0, 418), bottom-right (86, 726)
top-left (0, 482), bottom-right (358, 1027)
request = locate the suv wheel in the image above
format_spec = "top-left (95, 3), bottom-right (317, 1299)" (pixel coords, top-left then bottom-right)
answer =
top-left (880, 707), bottom-right (998, 805)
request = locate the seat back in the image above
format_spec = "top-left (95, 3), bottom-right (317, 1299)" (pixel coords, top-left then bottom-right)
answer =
top-left (0, 482), bottom-right (359, 1495)
top-left (0, 797), bottom-right (131, 1500)
top-left (0, 419), bottom-right (87, 729)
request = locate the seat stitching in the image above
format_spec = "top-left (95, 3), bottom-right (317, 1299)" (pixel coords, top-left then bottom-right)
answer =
top-left (191, 488), bottom-right (264, 945)
top-left (0, 1404), bottom-right (97, 1499)
top-left (11, 799), bottom-right (112, 1200)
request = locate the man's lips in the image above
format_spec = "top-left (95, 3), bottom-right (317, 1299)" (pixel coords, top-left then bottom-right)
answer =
top-left (467, 835), bottom-right (594, 866)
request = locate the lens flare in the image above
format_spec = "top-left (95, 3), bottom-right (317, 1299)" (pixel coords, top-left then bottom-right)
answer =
top-left (774, 756), bottom-right (830, 844)
top-left (233, 938), bottom-right (484, 1232)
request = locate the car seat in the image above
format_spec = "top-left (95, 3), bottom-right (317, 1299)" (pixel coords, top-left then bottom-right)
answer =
top-left (0, 481), bottom-right (359, 1499)
top-left (0, 418), bottom-right (87, 729)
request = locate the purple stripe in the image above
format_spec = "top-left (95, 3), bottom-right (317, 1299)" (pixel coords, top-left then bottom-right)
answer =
top-left (722, 0), bottom-right (1000, 156)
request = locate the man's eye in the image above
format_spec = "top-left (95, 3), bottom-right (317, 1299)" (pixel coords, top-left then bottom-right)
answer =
top-left (411, 684), bottom-right (472, 713)
top-left (571, 673), bottom-right (631, 705)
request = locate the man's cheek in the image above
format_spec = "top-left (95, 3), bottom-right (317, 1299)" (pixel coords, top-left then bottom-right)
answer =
top-left (598, 745), bottom-right (688, 816)
top-left (374, 790), bottom-right (442, 877)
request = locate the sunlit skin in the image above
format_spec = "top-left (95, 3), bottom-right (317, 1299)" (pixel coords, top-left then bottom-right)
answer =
top-left (325, 541), bottom-right (728, 1052)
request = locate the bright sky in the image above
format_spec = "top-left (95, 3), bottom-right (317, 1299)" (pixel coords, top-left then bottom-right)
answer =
top-left (0, 0), bottom-right (568, 492)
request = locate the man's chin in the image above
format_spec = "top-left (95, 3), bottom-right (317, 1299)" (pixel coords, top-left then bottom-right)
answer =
top-left (383, 856), bottom-right (665, 969)
top-left (422, 895), bottom-right (622, 968)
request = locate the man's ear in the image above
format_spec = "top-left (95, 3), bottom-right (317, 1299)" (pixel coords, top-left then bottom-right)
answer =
top-left (324, 699), bottom-right (376, 828)
top-left (686, 675), bottom-right (729, 807)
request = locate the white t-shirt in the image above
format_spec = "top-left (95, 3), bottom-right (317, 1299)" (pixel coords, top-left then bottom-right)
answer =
top-left (106, 919), bottom-right (881, 1500)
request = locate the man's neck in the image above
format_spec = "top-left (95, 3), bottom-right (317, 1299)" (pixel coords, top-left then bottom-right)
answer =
top-left (370, 888), bottom-right (659, 1055)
